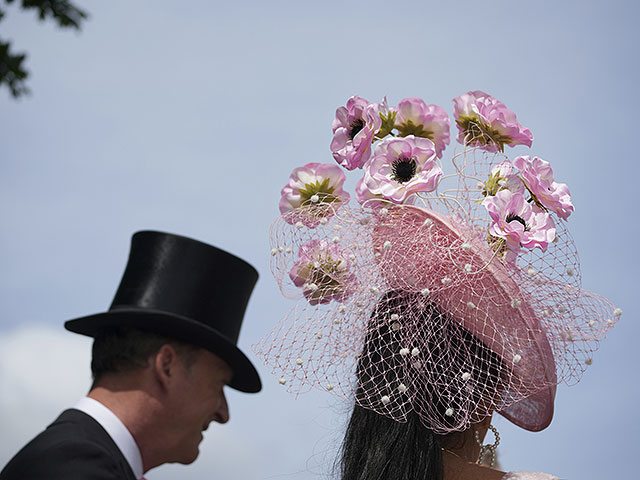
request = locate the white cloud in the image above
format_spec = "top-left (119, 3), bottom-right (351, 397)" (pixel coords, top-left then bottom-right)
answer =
top-left (0, 324), bottom-right (92, 466)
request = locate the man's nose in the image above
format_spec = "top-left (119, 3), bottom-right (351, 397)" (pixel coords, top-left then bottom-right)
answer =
top-left (212, 390), bottom-right (230, 424)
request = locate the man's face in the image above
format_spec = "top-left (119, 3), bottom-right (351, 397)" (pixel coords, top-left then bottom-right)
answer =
top-left (165, 348), bottom-right (233, 464)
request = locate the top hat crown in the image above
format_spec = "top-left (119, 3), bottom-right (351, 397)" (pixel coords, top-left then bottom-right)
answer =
top-left (65, 230), bottom-right (261, 393)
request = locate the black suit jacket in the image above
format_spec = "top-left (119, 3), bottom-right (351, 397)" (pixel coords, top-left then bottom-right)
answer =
top-left (0, 409), bottom-right (137, 480)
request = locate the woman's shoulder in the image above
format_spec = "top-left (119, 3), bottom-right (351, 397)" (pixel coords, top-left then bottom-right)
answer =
top-left (502, 472), bottom-right (559, 480)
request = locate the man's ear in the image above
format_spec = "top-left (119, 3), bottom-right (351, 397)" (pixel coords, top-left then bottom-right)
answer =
top-left (153, 344), bottom-right (179, 390)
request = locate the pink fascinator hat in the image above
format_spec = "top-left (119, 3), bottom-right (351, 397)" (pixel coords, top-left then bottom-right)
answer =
top-left (371, 206), bottom-right (557, 431)
top-left (256, 92), bottom-right (620, 434)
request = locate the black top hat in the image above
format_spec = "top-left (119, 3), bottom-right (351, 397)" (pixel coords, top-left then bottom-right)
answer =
top-left (65, 231), bottom-right (261, 393)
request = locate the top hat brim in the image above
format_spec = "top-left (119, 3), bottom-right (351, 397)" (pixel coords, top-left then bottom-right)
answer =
top-left (65, 308), bottom-right (262, 393)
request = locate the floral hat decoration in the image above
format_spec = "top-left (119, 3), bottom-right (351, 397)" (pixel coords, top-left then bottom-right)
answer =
top-left (254, 91), bottom-right (621, 434)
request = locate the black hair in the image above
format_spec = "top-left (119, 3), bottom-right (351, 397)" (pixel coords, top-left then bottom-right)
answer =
top-left (90, 327), bottom-right (199, 386)
top-left (339, 291), bottom-right (506, 480)
top-left (341, 405), bottom-right (443, 480)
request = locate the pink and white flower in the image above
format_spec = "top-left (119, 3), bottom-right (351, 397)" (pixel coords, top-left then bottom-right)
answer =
top-left (394, 97), bottom-right (451, 158)
top-left (279, 162), bottom-right (350, 227)
top-left (331, 95), bottom-right (382, 170)
top-left (452, 90), bottom-right (533, 152)
top-left (483, 160), bottom-right (525, 196)
top-left (355, 175), bottom-right (385, 207)
top-left (289, 239), bottom-right (358, 305)
top-left (370, 95), bottom-right (391, 119)
top-left (359, 136), bottom-right (442, 204)
top-left (355, 176), bottom-right (416, 209)
top-left (483, 189), bottom-right (556, 255)
top-left (513, 155), bottom-right (574, 220)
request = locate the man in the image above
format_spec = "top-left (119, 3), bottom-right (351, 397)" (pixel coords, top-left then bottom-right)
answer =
top-left (1, 230), bottom-right (262, 479)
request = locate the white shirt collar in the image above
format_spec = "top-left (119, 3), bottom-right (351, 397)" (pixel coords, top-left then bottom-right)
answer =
top-left (73, 397), bottom-right (144, 479)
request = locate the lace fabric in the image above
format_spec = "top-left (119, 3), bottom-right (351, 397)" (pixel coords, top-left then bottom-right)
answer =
top-left (257, 140), bottom-right (620, 433)
top-left (257, 199), bottom-right (617, 433)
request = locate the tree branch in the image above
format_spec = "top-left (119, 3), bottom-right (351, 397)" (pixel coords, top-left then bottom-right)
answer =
top-left (0, 38), bottom-right (30, 97)
top-left (5, 0), bottom-right (88, 29)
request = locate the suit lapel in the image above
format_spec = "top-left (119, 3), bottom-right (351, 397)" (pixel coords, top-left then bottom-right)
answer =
top-left (56, 409), bottom-right (138, 480)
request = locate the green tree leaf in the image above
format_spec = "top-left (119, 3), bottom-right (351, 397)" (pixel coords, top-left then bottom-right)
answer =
top-left (0, 0), bottom-right (88, 99)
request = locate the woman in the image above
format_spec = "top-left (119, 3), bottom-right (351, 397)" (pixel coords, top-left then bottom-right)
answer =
top-left (257, 92), bottom-right (619, 479)
top-left (335, 206), bottom-right (563, 480)
top-left (261, 201), bottom-right (614, 479)
top-left (342, 291), bottom-right (528, 480)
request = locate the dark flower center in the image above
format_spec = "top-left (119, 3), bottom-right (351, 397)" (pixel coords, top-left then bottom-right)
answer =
top-left (506, 213), bottom-right (529, 231)
top-left (392, 157), bottom-right (417, 183)
top-left (349, 118), bottom-right (365, 139)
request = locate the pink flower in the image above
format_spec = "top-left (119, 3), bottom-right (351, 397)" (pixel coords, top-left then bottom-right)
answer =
top-left (355, 176), bottom-right (416, 209)
top-left (394, 97), bottom-right (450, 158)
top-left (371, 96), bottom-right (397, 139)
top-left (452, 90), bottom-right (533, 152)
top-left (355, 175), bottom-right (384, 207)
top-left (289, 239), bottom-right (358, 305)
top-left (483, 190), bottom-right (556, 255)
top-left (370, 95), bottom-right (391, 118)
top-left (359, 136), bottom-right (442, 204)
top-left (513, 155), bottom-right (574, 220)
top-left (279, 163), bottom-right (350, 227)
top-left (483, 160), bottom-right (525, 196)
top-left (331, 96), bottom-right (382, 170)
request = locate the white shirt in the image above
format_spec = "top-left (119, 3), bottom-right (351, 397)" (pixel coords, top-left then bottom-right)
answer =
top-left (73, 397), bottom-right (144, 480)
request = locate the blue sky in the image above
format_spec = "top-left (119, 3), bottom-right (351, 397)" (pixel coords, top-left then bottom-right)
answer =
top-left (1, 1), bottom-right (638, 478)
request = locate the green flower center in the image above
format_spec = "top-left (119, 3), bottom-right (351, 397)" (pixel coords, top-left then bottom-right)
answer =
top-left (456, 116), bottom-right (514, 153)
top-left (396, 119), bottom-right (434, 140)
top-left (392, 157), bottom-right (417, 183)
top-left (301, 257), bottom-right (348, 299)
top-left (483, 171), bottom-right (504, 197)
top-left (314, 260), bottom-right (344, 286)
top-left (299, 178), bottom-right (339, 205)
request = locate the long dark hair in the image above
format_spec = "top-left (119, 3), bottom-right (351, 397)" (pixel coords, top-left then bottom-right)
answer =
top-left (339, 291), bottom-right (505, 480)
top-left (341, 405), bottom-right (443, 480)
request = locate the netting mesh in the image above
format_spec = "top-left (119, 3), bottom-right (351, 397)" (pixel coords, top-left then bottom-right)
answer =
top-left (254, 144), bottom-right (619, 434)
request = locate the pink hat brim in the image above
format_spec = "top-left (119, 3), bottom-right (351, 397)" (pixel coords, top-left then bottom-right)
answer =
top-left (373, 205), bottom-right (557, 431)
